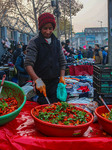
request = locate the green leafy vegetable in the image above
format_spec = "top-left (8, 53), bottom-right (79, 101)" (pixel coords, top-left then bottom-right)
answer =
top-left (0, 100), bottom-right (8, 110)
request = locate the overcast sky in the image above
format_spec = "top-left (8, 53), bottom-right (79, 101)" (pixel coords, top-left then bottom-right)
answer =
top-left (72, 0), bottom-right (108, 33)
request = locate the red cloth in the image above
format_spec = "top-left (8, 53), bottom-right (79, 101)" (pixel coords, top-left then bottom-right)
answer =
top-left (0, 101), bottom-right (112, 150)
top-left (77, 86), bottom-right (90, 92)
top-left (69, 65), bottom-right (93, 76)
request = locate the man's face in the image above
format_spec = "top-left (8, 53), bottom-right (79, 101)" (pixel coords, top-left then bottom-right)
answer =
top-left (10, 50), bottom-right (13, 53)
top-left (95, 45), bottom-right (98, 49)
top-left (41, 23), bottom-right (54, 38)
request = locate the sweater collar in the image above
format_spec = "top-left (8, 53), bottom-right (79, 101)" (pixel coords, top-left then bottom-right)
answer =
top-left (39, 32), bottom-right (57, 44)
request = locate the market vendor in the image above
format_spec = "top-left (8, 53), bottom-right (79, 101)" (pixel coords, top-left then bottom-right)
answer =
top-left (24, 12), bottom-right (66, 105)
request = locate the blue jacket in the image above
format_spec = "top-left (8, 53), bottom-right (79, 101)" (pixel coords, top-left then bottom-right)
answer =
top-left (78, 50), bottom-right (83, 59)
top-left (15, 53), bottom-right (29, 77)
top-left (102, 50), bottom-right (107, 65)
top-left (102, 50), bottom-right (107, 57)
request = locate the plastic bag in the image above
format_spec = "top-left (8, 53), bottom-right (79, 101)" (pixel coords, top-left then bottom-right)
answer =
top-left (57, 83), bottom-right (67, 102)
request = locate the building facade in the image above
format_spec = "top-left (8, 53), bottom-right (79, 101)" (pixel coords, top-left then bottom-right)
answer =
top-left (73, 27), bottom-right (108, 49)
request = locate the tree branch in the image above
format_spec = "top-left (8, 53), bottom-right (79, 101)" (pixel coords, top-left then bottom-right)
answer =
top-left (14, 0), bottom-right (34, 33)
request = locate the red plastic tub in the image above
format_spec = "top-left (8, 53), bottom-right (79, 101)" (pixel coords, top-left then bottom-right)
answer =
top-left (95, 105), bottom-right (112, 135)
top-left (31, 104), bottom-right (94, 137)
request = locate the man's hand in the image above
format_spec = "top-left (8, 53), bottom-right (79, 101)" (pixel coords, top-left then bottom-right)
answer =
top-left (35, 78), bottom-right (46, 97)
top-left (59, 76), bottom-right (66, 85)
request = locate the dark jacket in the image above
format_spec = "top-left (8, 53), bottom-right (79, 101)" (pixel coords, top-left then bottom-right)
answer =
top-left (65, 44), bottom-right (75, 56)
top-left (78, 50), bottom-right (82, 59)
top-left (13, 48), bottom-right (22, 64)
top-left (24, 32), bottom-right (66, 80)
top-left (15, 53), bottom-right (29, 77)
top-left (87, 47), bottom-right (93, 58)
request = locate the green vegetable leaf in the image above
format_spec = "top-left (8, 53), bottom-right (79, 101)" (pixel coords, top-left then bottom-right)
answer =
top-left (0, 100), bottom-right (8, 110)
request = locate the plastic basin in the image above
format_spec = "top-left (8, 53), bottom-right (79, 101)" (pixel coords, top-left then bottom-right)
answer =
top-left (95, 105), bottom-right (112, 134)
top-left (0, 81), bottom-right (26, 126)
top-left (31, 104), bottom-right (94, 137)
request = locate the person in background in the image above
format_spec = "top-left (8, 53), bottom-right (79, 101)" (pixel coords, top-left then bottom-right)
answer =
top-left (15, 45), bottom-right (30, 86)
top-left (79, 46), bottom-right (86, 58)
top-left (65, 39), bottom-right (75, 56)
top-left (78, 47), bottom-right (83, 59)
top-left (94, 44), bottom-right (103, 64)
top-left (87, 46), bottom-right (93, 58)
top-left (61, 42), bottom-right (70, 59)
top-left (105, 46), bottom-right (108, 64)
top-left (13, 44), bottom-right (22, 64)
top-left (24, 12), bottom-right (66, 105)
top-left (101, 47), bottom-right (107, 65)
top-left (0, 48), bottom-right (13, 66)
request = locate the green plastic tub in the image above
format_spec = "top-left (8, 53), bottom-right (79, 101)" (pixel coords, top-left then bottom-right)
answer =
top-left (0, 81), bottom-right (26, 126)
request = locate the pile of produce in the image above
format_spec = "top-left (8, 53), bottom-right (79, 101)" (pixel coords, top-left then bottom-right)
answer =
top-left (102, 109), bottom-right (112, 121)
top-left (33, 102), bottom-right (91, 126)
top-left (0, 97), bottom-right (18, 116)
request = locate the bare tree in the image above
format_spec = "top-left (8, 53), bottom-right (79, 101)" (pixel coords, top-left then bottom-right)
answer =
top-left (59, 0), bottom-right (83, 40)
top-left (0, 0), bottom-right (83, 37)
top-left (0, 0), bottom-right (51, 34)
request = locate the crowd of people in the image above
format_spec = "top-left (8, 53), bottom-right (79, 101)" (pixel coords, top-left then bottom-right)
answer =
top-left (0, 37), bottom-right (108, 86)
top-left (61, 41), bottom-right (108, 65)
top-left (0, 42), bottom-right (30, 86)
top-left (0, 12), bottom-right (108, 105)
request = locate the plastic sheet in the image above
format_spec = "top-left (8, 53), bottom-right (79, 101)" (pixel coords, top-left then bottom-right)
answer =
top-left (0, 101), bottom-right (112, 150)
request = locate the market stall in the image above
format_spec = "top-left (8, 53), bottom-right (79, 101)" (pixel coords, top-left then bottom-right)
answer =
top-left (67, 58), bottom-right (94, 76)
top-left (0, 66), bottom-right (9, 80)
top-left (0, 101), bottom-right (112, 150)
top-left (0, 65), bottom-right (15, 81)
top-left (69, 65), bottom-right (93, 76)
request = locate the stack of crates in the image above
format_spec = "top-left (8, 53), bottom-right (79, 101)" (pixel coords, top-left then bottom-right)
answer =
top-left (93, 65), bottom-right (112, 105)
